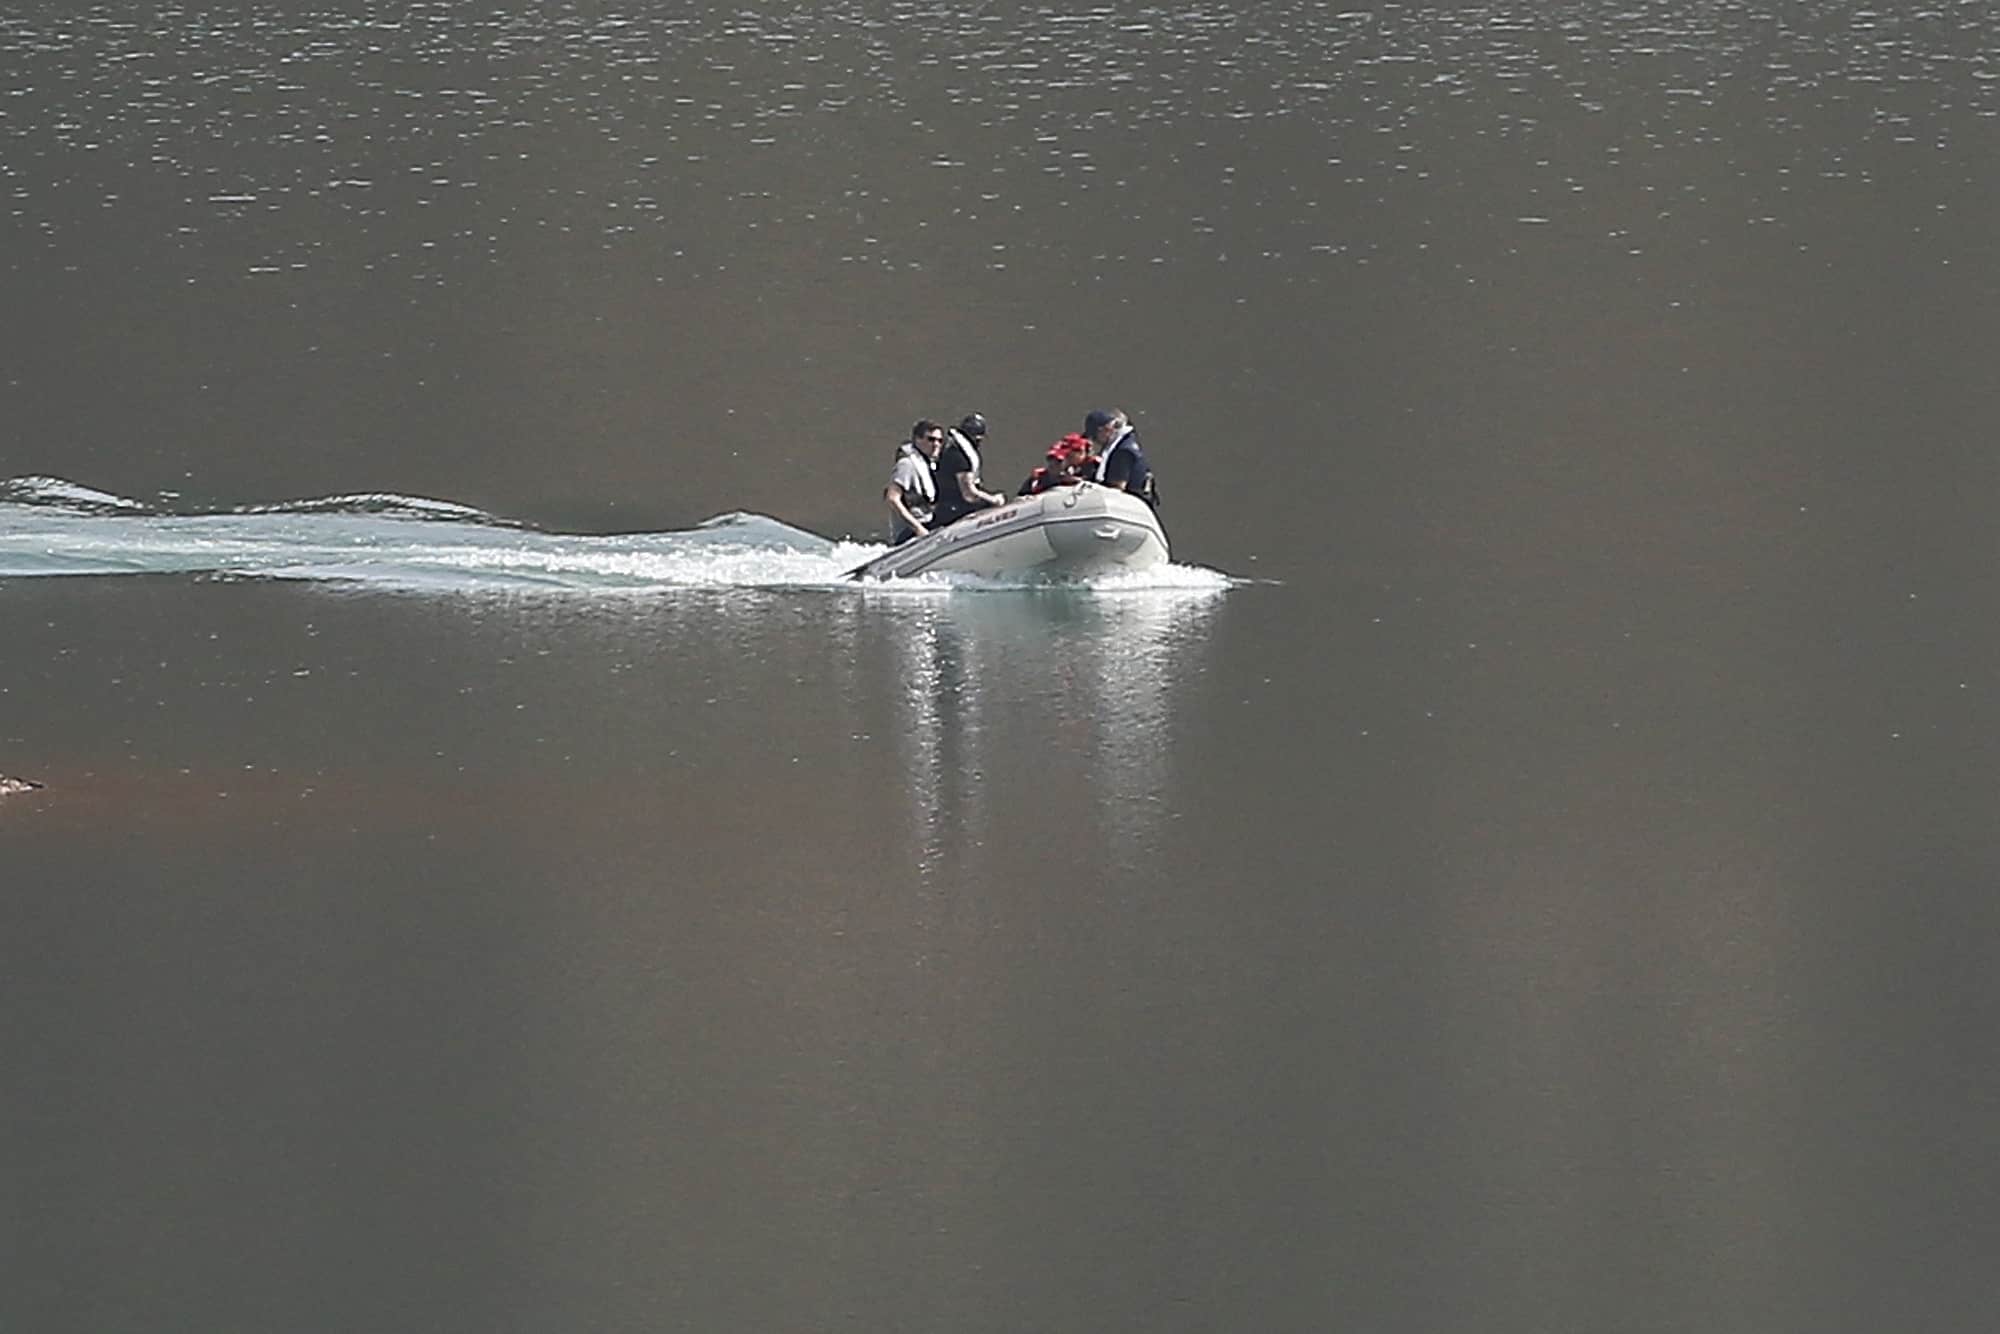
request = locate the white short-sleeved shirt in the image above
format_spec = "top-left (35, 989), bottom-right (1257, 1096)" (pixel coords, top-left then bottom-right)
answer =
top-left (887, 444), bottom-right (935, 536)
top-left (889, 450), bottom-right (935, 505)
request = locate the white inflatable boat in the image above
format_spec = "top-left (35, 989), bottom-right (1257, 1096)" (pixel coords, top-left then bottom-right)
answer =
top-left (848, 482), bottom-right (1168, 581)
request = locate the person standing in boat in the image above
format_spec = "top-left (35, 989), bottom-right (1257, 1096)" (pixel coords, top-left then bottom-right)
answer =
top-left (884, 419), bottom-right (943, 544)
top-left (1084, 408), bottom-right (1159, 509)
top-left (931, 412), bottom-right (1009, 528)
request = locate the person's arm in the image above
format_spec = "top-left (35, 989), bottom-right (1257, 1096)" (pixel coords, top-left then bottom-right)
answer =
top-left (884, 481), bottom-right (927, 536)
top-left (956, 468), bottom-right (1007, 509)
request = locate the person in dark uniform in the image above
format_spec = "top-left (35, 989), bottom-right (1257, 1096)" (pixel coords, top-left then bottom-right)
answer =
top-left (932, 412), bottom-right (1009, 528)
top-left (1083, 408), bottom-right (1158, 509)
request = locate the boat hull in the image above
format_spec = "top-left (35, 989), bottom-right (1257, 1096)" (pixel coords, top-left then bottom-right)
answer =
top-left (850, 483), bottom-right (1168, 581)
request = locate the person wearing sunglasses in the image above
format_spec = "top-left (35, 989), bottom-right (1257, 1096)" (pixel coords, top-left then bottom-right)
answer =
top-left (884, 419), bottom-right (942, 545)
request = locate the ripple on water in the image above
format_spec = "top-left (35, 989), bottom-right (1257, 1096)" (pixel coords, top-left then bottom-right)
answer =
top-left (3, 1), bottom-right (1992, 287)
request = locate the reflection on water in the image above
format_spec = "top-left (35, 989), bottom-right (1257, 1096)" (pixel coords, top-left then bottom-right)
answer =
top-left (871, 589), bottom-right (1223, 882)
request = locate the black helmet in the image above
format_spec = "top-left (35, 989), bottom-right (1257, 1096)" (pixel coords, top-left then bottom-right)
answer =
top-left (958, 413), bottom-right (987, 439)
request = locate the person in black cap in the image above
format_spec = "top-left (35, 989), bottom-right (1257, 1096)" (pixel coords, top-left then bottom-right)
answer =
top-left (932, 412), bottom-right (1008, 528)
top-left (1083, 408), bottom-right (1158, 508)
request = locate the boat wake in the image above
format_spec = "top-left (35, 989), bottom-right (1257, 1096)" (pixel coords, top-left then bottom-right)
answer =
top-left (0, 476), bottom-right (1233, 595)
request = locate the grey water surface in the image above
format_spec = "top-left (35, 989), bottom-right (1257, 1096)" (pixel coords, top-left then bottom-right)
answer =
top-left (5, 3), bottom-right (2000, 1331)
